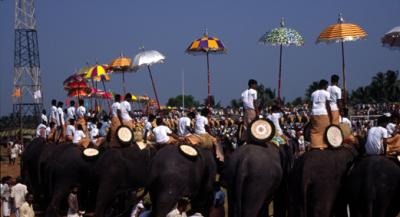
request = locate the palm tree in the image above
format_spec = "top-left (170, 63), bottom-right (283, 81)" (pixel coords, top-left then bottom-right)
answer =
top-left (256, 84), bottom-right (276, 108)
top-left (305, 81), bottom-right (319, 101)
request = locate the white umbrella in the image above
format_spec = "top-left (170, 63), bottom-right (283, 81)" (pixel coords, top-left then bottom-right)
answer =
top-left (133, 50), bottom-right (166, 110)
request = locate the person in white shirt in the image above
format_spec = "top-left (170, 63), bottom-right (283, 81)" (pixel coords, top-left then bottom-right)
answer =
top-left (36, 121), bottom-right (47, 138)
top-left (110, 94), bottom-right (122, 145)
top-left (50, 99), bottom-right (58, 125)
top-left (310, 79), bottom-right (332, 149)
top-left (267, 105), bottom-right (284, 136)
top-left (19, 194), bottom-right (34, 217)
top-left (11, 177), bottom-right (28, 217)
top-left (153, 118), bottom-right (179, 145)
top-left (76, 99), bottom-right (87, 133)
top-left (327, 74), bottom-right (342, 125)
top-left (73, 124), bottom-right (88, 147)
top-left (41, 109), bottom-right (48, 125)
top-left (241, 79), bottom-right (258, 129)
top-left (56, 101), bottom-right (66, 142)
top-left (65, 119), bottom-right (76, 142)
top-left (143, 114), bottom-right (156, 144)
top-left (166, 198), bottom-right (189, 217)
top-left (67, 100), bottom-right (76, 121)
top-left (365, 116), bottom-right (389, 155)
top-left (1, 177), bottom-right (12, 217)
top-left (178, 113), bottom-right (193, 137)
top-left (120, 93), bottom-right (134, 129)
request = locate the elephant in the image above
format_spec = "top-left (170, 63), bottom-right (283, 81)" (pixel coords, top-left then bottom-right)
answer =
top-left (22, 138), bottom-right (156, 217)
top-left (147, 145), bottom-right (217, 217)
top-left (288, 145), bottom-right (358, 217)
top-left (222, 143), bottom-right (283, 217)
top-left (345, 155), bottom-right (400, 217)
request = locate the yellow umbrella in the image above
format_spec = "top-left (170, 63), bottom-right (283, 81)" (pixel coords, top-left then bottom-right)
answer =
top-left (109, 55), bottom-right (135, 94)
top-left (317, 13), bottom-right (367, 105)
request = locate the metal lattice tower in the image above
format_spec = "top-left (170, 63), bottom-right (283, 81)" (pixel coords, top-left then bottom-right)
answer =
top-left (13, 0), bottom-right (43, 130)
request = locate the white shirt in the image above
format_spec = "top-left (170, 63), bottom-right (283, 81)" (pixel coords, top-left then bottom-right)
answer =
top-left (76, 106), bottom-right (86, 118)
top-left (120, 101), bottom-right (132, 121)
top-left (73, 130), bottom-right (86, 144)
top-left (90, 127), bottom-right (99, 140)
top-left (267, 112), bottom-right (283, 136)
top-left (241, 89), bottom-right (257, 110)
top-left (386, 123), bottom-right (396, 136)
top-left (41, 114), bottom-right (48, 124)
top-left (327, 85), bottom-right (341, 111)
top-left (340, 117), bottom-right (352, 128)
top-left (166, 208), bottom-right (187, 217)
top-left (195, 115), bottom-right (208, 135)
top-left (112, 102), bottom-right (121, 117)
top-left (57, 107), bottom-right (65, 126)
top-left (311, 90), bottom-right (331, 115)
top-left (11, 183), bottom-right (28, 208)
top-left (50, 105), bottom-right (58, 122)
top-left (178, 117), bottom-right (191, 136)
top-left (36, 123), bottom-right (47, 137)
top-left (67, 106), bottom-right (76, 120)
top-left (66, 125), bottom-right (75, 137)
top-left (153, 125), bottom-right (172, 143)
top-left (365, 126), bottom-right (389, 155)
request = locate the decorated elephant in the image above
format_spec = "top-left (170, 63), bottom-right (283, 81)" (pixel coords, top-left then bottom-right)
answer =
top-left (147, 145), bottom-right (217, 217)
top-left (288, 145), bottom-right (358, 217)
top-left (345, 155), bottom-right (400, 217)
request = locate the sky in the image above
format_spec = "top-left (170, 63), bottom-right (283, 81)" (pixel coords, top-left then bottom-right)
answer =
top-left (0, 0), bottom-right (399, 116)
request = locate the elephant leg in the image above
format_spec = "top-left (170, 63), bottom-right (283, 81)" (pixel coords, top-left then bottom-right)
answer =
top-left (241, 180), bottom-right (271, 217)
top-left (45, 180), bottom-right (71, 217)
top-left (274, 182), bottom-right (288, 217)
top-left (308, 184), bottom-right (336, 217)
top-left (94, 175), bottom-right (119, 217)
top-left (150, 188), bottom-right (181, 217)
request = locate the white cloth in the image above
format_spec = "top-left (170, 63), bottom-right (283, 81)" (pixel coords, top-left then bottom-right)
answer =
top-left (386, 123), bottom-right (396, 136)
top-left (10, 146), bottom-right (19, 159)
top-left (36, 123), bottom-right (47, 137)
top-left (166, 208), bottom-right (187, 217)
top-left (46, 127), bottom-right (51, 137)
top-left (111, 102), bottom-right (121, 117)
top-left (67, 106), bottom-right (76, 120)
top-left (66, 125), bottom-right (75, 137)
top-left (57, 107), bottom-right (65, 126)
top-left (11, 183), bottom-right (28, 208)
top-left (120, 101), bottom-right (132, 121)
top-left (327, 85), bottom-right (341, 111)
top-left (195, 115), bottom-right (208, 135)
top-left (1, 183), bottom-right (11, 216)
top-left (365, 126), bottom-right (389, 155)
top-left (311, 90), bottom-right (331, 115)
top-left (73, 130), bottom-right (86, 144)
top-left (340, 117), bottom-right (352, 128)
top-left (41, 114), bottom-right (48, 124)
top-left (90, 127), bottom-right (99, 141)
top-left (19, 202), bottom-right (35, 217)
top-left (50, 105), bottom-right (58, 122)
top-left (267, 112), bottom-right (283, 136)
top-left (241, 89), bottom-right (257, 110)
top-left (76, 106), bottom-right (86, 118)
top-left (153, 125), bottom-right (172, 144)
top-left (178, 117), bottom-right (191, 136)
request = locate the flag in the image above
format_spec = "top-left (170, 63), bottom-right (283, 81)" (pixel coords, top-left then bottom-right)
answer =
top-left (34, 90), bottom-right (42, 99)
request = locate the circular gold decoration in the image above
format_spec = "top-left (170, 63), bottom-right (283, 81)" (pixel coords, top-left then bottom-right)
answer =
top-left (117, 125), bottom-right (133, 146)
top-left (248, 119), bottom-right (275, 143)
top-left (179, 144), bottom-right (198, 159)
top-left (83, 148), bottom-right (99, 157)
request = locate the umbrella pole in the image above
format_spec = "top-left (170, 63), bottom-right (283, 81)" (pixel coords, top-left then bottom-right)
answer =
top-left (207, 52), bottom-right (211, 108)
top-left (341, 41), bottom-right (347, 107)
top-left (147, 66), bottom-right (161, 111)
top-left (101, 79), bottom-right (111, 112)
top-left (122, 72), bottom-right (126, 94)
top-left (278, 44), bottom-right (283, 105)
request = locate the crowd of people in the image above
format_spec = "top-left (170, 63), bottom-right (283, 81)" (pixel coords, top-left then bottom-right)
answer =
top-left (0, 176), bottom-right (34, 217)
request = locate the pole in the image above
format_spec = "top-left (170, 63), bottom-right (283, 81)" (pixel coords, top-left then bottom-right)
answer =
top-left (122, 71), bottom-right (126, 94)
top-left (182, 69), bottom-right (185, 110)
top-left (278, 44), bottom-right (283, 105)
top-left (206, 52), bottom-right (211, 108)
top-left (147, 66), bottom-right (161, 111)
top-left (341, 41), bottom-right (347, 107)
top-left (101, 79), bottom-right (111, 112)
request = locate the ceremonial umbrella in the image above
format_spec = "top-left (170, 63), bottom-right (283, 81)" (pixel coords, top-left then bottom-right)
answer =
top-left (68, 88), bottom-right (91, 98)
top-left (381, 26), bottom-right (400, 49)
top-left (259, 18), bottom-right (304, 102)
top-left (317, 13), bottom-right (367, 105)
top-left (133, 49), bottom-right (166, 110)
top-left (89, 88), bottom-right (113, 99)
top-left (109, 55), bottom-right (134, 94)
top-left (63, 74), bottom-right (85, 86)
top-left (186, 30), bottom-right (227, 108)
top-left (84, 64), bottom-right (111, 108)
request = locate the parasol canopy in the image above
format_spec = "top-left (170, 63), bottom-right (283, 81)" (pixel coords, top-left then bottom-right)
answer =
top-left (63, 74), bottom-right (85, 86)
top-left (109, 55), bottom-right (135, 94)
top-left (381, 26), bottom-right (400, 49)
top-left (316, 13), bottom-right (367, 106)
top-left (89, 88), bottom-right (113, 99)
top-left (64, 81), bottom-right (89, 90)
top-left (186, 30), bottom-right (227, 108)
top-left (68, 88), bottom-right (91, 98)
top-left (133, 49), bottom-right (166, 110)
top-left (259, 18), bottom-right (304, 102)
top-left (84, 64), bottom-right (110, 81)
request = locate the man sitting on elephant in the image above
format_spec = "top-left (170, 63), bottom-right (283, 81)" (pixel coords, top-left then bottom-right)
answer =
top-left (365, 115), bottom-right (389, 155)
top-left (267, 105), bottom-right (287, 146)
top-left (153, 118), bottom-right (181, 146)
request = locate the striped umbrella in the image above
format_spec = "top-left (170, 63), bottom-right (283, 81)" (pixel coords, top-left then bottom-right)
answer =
top-left (85, 64), bottom-right (112, 109)
top-left (109, 55), bottom-right (135, 94)
top-left (63, 74), bottom-right (85, 86)
top-left (381, 26), bottom-right (400, 49)
top-left (317, 13), bottom-right (367, 105)
top-left (186, 30), bottom-right (227, 108)
top-left (64, 81), bottom-right (89, 90)
top-left (259, 18), bottom-right (304, 102)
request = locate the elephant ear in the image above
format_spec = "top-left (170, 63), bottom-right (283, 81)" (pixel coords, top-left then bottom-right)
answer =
top-left (248, 118), bottom-right (275, 144)
top-left (325, 124), bottom-right (344, 148)
top-left (117, 125), bottom-right (134, 147)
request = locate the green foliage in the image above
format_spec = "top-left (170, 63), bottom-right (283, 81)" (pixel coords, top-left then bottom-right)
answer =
top-left (166, 95), bottom-right (200, 108)
top-left (257, 84), bottom-right (277, 107)
top-left (304, 81), bottom-right (319, 101)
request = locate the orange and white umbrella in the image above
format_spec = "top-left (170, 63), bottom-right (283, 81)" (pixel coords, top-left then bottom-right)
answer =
top-left (317, 13), bottom-right (367, 105)
top-left (109, 55), bottom-right (135, 94)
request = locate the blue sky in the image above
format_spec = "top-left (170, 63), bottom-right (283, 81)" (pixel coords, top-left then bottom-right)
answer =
top-left (0, 0), bottom-right (399, 115)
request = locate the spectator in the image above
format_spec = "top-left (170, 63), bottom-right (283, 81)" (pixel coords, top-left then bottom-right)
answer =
top-left (1, 176), bottom-right (12, 217)
top-left (166, 198), bottom-right (189, 217)
top-left (67, 185), bottom-right (80, 217)
top-left (19, 194), bottom-right (34, 217)
top-left (11, 177), bottom-right (28, 217)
